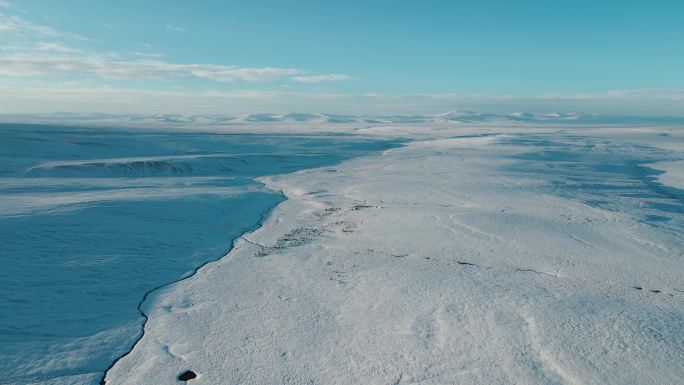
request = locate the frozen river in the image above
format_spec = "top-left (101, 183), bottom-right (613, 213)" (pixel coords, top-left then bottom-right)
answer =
top-left (0, 123), bottom-right (398, 384)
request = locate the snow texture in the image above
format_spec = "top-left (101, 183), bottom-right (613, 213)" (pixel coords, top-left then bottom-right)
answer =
top-left (650, 160), bottom-right (684, 192)
top-left (98, 121), bottom-right (683, 385)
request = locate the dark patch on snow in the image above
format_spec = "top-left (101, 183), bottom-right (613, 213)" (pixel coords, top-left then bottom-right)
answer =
top-left (178, 370), bottom-right (197, 381)
top-left (457, 261), bottom-right (478, 266)
top-left (514, 267), bottom-right (558, 278)
top-left (254, 225), bottom-right (324, 257)
top-left (352, 204), bottom-right (373, 210)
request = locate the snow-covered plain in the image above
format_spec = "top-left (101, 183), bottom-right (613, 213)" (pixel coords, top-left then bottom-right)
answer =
top-left (96, 120), bottom-right (684, 385)
top-left (1, 118), bottom-right (682, 385)
top-left (650, 160), bottom-right (684, 192)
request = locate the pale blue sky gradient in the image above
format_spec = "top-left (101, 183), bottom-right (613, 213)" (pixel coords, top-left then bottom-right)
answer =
top-left (1, 0), bottom-right (683, 115)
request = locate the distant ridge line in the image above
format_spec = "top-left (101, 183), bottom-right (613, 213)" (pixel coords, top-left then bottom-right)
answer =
top-left (2, 111), bottom-right (684, 126)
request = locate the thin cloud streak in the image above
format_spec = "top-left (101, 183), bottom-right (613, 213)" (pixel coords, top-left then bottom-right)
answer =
top-left (292, 74), bottom-right (352, 83)
top-left (0, 11), bottom-right (92, 41)
top-left (0, 11), bottom-right (350, 84)
top-left (164, 24), bottom-right (185, 32)
top-left (537, 89), bottom-right (684, 101)
top-left (0, 54), bottom-right (302, 82)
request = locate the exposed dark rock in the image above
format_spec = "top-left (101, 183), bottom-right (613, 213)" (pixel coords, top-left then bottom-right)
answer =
top-left (178, 370), bottom-right (197, 381)
top-left (352, 204), bottom-right (373, 210)
top-left (457, 261), bottom-right (477, 266)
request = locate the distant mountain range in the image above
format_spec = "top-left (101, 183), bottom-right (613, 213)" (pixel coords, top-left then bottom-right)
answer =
top-left (2, 111), bottom-right (684, 125)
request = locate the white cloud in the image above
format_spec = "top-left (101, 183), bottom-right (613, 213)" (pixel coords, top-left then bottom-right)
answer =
top-left (131, 51), bottom-right (166, 58)
top-left (35, 42), bottom-right (83, 54)
top-left (165, 24), bottom-right (185, 32)
top-left (536, 89), bottom-right (684, 101)
top-left (133, 42), bottom-right (153, 49)
top-left (292, 74), bottom-right (352, 83)
top-left (0, 12), bottom-right (90, 40)
top-left (0, 53), bottom-right (304, 82)
top-left (0, 1), bottom-right (10, 8)
top-left (0, 11), bottom-right (349, 85)
top-left (188, 64), bottom-right (300, 82)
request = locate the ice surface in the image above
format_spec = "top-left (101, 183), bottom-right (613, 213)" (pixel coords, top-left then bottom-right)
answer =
top-left (0, 124), bottom-right (398, 385)
top-left (649, 160), bottom-right (684, 192)
top-left (100, 122), bottom-right (684, 385)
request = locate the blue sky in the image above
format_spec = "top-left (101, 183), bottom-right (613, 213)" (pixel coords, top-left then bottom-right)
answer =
top-left (1, 0), bottom-right (683, 115)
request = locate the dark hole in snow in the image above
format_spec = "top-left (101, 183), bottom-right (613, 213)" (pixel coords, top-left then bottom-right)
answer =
top-left (178, 370), bottom-right (197, 381)
top-left (651, 289), bottom-right (662, 293)
top-left (632, 286), bottom-right (643, 290)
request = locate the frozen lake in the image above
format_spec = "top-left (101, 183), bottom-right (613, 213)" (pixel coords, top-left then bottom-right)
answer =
top-left (0, 124), bottom-right (399, 384)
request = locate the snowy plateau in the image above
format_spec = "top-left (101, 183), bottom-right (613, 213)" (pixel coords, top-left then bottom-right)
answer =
top-left (1, 115), bottom-right (683, 385)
